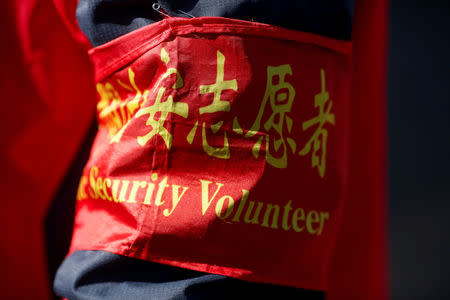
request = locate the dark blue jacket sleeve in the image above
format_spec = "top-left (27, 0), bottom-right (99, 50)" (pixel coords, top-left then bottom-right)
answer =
top-left (77, 0), bottom-right (354, 47)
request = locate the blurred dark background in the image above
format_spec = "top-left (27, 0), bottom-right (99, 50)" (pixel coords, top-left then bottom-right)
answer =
top-left (388, 0), bottom-right (450, 299)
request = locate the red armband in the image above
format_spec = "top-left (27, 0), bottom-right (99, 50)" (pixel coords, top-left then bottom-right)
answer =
top-left (70, 17), bottom-right (352, 291)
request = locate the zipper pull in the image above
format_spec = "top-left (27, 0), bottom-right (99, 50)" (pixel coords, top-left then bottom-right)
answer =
top-left (152, 3), bottom-right (171, 18)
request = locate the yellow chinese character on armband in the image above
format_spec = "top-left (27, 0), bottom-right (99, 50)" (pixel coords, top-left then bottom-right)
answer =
top-left (299, 69), bottom-right (335, 178)
top-left (96, 68), bottom-right (147, 143)
top-left (186, 51), bottom-right (237, 159)
top-left (135, 48), bottom-right (188, 149)
top-left (233, 64), bottom-right (297, 168)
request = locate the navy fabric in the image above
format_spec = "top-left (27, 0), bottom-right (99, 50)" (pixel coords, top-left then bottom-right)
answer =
top-left (77, 0), bottom-right (354, 47)
top-left (54, 250), bottom-right (325, 300)
top-left (45, 122), bottom-right (98, 297)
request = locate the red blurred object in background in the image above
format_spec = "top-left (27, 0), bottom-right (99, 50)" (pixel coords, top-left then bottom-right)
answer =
top-left (327, 0), bottom-right (389, 299)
